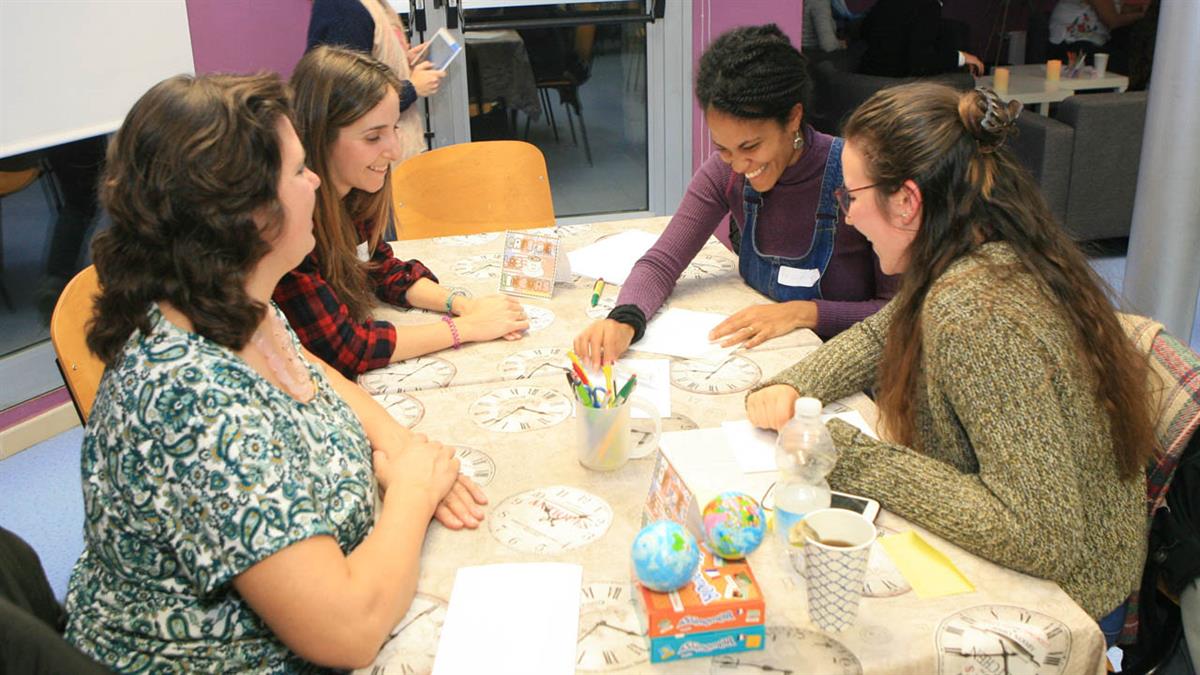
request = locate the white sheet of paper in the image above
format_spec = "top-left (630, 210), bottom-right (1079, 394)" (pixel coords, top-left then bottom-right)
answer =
top-left (432, 563), bottom-right (582, 675)
top-left (633, 308), bottom-right (734, 360)
top-left (565, 229), bottom-right (659, 285)
top-left (722, 409), bottom-right (879, 474)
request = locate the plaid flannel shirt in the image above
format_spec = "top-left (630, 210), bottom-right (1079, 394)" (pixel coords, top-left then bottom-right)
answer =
top-left (274, 224), bottom-right (437, 379)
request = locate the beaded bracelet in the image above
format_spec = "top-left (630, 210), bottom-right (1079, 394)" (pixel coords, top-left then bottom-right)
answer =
top-left (441, 315), bottom-right (462, 349)
top-left (444, 289), bottom-right (468, 315)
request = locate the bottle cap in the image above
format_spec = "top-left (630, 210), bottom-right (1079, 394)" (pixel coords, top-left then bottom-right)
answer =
top-left (794, 396), bottom-right (822, 418)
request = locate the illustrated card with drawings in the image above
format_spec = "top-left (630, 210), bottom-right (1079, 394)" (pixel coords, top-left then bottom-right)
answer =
top-left (499, 230), bottom-right (570, 299)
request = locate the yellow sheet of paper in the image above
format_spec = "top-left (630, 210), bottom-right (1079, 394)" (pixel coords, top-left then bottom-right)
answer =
top-left (879, 530), bottom-right (975, 599)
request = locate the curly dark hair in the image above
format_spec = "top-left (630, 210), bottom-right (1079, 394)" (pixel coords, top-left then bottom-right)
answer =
top-left (87, 73), bottom-right (291, 366)
top-left (844, 83), bottom-right (1153, 481)
top-left (694, 24), bottom-right (810, 125)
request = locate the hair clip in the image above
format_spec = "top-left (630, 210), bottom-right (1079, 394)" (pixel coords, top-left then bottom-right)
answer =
top-left (975, 87), bottom-right (1022, 134)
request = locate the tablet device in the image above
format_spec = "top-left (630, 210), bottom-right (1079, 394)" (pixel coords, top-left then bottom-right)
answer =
top-left (424, 27), bottom-right (462, 71)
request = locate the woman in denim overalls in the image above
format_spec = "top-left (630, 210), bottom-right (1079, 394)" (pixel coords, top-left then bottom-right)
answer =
top-left (574, 24), bottom-right (897, 370)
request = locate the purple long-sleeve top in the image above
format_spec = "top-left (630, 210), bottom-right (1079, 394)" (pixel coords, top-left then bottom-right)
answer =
top-left (615, 126), bottom-right (898, 338)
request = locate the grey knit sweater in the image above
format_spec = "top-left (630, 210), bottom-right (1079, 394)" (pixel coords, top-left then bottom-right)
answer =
top-left (759, 242), bottom-right (1144, 619)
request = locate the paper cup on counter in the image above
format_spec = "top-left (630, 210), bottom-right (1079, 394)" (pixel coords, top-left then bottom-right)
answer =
top-left (1093, 53), bottom-right (1109, 77)
top-left (1046, 59), bottom-right (1061, 81)
top-left (993, 67), bottom-right (1010, 93)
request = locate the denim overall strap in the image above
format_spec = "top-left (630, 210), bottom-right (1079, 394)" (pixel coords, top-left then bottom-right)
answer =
top-left (736, 136), bottom-right (844, 302)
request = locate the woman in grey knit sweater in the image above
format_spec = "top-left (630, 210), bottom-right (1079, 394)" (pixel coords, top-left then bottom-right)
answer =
top-left (746, 84), bottom-right (1154, 644)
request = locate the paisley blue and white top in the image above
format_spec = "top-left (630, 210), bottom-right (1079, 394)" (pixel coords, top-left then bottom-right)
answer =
top-left (65, 303), bottom-right (375, 674)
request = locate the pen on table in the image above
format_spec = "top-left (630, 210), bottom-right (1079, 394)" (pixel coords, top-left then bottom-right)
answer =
top-left (615, 374), bottom-right (637, 405)
top-left (590, 278), bottom-right (605, 307)
top-left (567, 350), bottom-right (591, 385)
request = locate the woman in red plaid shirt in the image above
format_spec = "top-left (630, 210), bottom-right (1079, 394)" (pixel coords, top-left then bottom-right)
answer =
top-left (275, 46), bottom-right (528, 378)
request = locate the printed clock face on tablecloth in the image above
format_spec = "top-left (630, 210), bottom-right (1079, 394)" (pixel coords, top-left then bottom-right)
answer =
top-left (489, 486), bottom-right (613, 554)
top-left (670, 355), bottom-right (762, 395)
top-left (521, 304), bottom-right (555, 332)
top-left (376, 393), bottom-right (425, 428)
top-left (469, 386), bottom-right (572, 432)
top-left (443, 232), bottom-right (501, 246)
top-left (453, 253), bottom-right (504, 280)
top-left (357, 357), bottom-right (456, 394)
top-left (499, 347), bottom-right (570, 380)
top-left (680, 253), bottom-right (735, 281)
top-left (936, 605), bottom-right (1072, 675)
top-left (576, 581), bottom-right (648, 672)
top-left (710, 626), bottom-right (862, 674)
top-left (352, 592), bottom-right (447, 675)
top-left (453, 446), bottom-right (496, 486)
top-left (527, 223), bottom-right (592, 238)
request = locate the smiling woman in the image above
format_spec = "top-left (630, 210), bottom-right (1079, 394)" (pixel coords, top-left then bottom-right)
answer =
top-left (572, 24), bottom-right (897, 371)
top-left (274, 46), bottom-right (529, 379)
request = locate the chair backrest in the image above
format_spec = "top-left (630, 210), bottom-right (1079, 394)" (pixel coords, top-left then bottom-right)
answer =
top-left (49, 265), bottom-right (104, 423)
top-left (391, 141), bottom-right (555, 240)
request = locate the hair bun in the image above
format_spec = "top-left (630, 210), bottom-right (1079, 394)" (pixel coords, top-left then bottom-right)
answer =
top-left (959, 88), bottom-right (1022, 152)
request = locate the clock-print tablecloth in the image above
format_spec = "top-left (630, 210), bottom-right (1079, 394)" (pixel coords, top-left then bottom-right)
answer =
top-left (355, 217), bottom-right (1108, 675)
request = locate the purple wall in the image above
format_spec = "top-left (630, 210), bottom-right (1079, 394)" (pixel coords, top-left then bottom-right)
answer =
top-left (186, 0), bottom-right (310, 79)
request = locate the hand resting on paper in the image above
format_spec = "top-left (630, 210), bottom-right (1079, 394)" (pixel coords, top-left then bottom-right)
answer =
top-left (573, 318), bottom-right (635, 370)
top-left (745, 383), bottom-right (801, 431)
top-left (709, 301), bottom-right (817, 349)
top-left (456, 294), bottom-right (529, 343)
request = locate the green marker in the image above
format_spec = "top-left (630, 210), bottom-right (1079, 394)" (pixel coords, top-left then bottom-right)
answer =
top-left (615, 374), bottom-right (637, 405)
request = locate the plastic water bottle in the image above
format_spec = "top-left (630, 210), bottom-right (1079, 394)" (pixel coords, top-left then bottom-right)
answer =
top-left (774, 397), bottom-right (836, 557)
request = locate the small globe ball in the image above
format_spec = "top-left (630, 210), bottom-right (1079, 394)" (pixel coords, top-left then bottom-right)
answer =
top-left (701, 491), bottom-right (766, 559)
top-left (631, 520), bottom-right (701, 592)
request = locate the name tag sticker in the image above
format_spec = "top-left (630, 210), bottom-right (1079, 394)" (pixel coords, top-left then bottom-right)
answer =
top-left (356, 242), bottom-right (370, 262)
top-left (777, 266), bottom-right (820, 287)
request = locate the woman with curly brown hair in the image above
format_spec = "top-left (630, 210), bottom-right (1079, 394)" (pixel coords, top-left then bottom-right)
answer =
top-left (746, 83), bottom-right (1153, 644)
top-left (275, 46), bottom-right (528, 379)
top-left (66, 72), bottom-right (485, 672)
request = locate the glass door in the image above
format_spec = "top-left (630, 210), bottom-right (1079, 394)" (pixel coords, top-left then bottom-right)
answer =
top-left (415, 0), bottom-right (672, 218)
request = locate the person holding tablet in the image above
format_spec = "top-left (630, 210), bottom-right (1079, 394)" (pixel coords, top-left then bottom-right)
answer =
top-left (276, 46), bottom-right (528, 378)
top-left (308, 0), bottom-right (444, 163)
top-left (65, 71), bottom-right (486, 672)
top-left (746, 84), bottom-right (1151, 642)
top-left (573, 24), bottom-right (896, 370)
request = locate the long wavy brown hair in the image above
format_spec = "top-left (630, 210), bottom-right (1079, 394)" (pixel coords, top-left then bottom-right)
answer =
top-left (290, 46), bottom-right (403, 322)
top-left (843, 83), bottom-right (1153, 480)
top-left (87, 73), bottom-right (290, 366)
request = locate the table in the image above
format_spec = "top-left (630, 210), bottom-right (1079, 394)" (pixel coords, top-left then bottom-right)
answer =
top-left (464, 30), bottom-right (541, 122)
top-left (361, 216), bottom-right (1107, 674)
top-left (976, 63), bottom-right (1129, 114)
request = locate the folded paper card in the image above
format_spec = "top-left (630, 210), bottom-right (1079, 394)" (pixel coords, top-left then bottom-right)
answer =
top-left (878, 530), bottom-right (974, 599)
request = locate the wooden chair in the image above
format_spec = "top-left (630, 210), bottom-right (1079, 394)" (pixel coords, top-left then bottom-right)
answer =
top-left (391, 141), bottom-right (555, 240)
top-left (49, 265), bottom-right (104, 423)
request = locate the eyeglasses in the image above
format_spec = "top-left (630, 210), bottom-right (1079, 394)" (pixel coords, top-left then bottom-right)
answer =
top-left (834, 183), bottom-right (878, 214)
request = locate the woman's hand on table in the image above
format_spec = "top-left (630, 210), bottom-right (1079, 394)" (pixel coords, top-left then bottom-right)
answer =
top-left (456, 294), bottom-right (529, 342)
top-left (373, 432), bottom-right (460, 517)
top-left (710, 301), bottom-right (815, 349)
top-left (410, 62), bottom-right (445, 97)
top-left (573, 319), bottom-right (635, 370)
top-left (746, 384), bottom-right (801, 431)
top-left (434, 475), bottom-right (489, 530)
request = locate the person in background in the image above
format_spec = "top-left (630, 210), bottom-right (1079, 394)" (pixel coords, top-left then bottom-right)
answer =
top-left (746, 83), bottom-right (1152, 645)
top-left (573, 24), bottom-right (896, 370)
top-left (857, 0), bottom-right (984, 77)
top-left (64, 72), bottom-right (486, 672)
top-left (276, 46), bottom-right (527, 379)
top-left (1047, 0), bottom-right (1148, 72)
top-left (803, 0), bottom-right (845, 54)
top-left (308, 0), bottom-right (443, 163)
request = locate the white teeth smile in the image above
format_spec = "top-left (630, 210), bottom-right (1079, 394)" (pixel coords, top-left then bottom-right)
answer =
top-left (368, 165), bottom-right (387, 173)
top-left (745, 165), bottom-right (766, 179)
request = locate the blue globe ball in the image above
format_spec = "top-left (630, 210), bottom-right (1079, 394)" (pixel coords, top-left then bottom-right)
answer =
top-left (631, 520), bottom-right (701, 592)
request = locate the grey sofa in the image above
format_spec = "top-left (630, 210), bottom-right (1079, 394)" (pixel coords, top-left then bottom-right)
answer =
top-left (1010, 91), bottom-right (1148, 242)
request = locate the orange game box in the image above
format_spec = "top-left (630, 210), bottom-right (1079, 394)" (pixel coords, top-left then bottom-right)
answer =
top-left (634, 548), bottom-right (765, 638)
